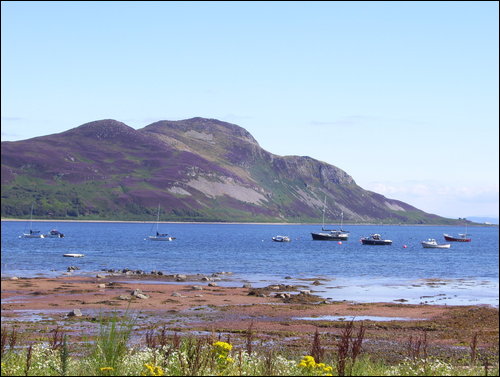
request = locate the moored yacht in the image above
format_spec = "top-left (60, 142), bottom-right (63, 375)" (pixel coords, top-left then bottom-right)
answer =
top-left (360, 234), bottom-right (392, 245)
top-left (311, 197), bottom-right (349, 241)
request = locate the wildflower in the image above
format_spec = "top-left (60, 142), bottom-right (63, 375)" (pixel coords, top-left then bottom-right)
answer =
top-left (298, 355), bottom-right (333, 376)
top-left (213, 341), bottom-right (234, 370)
top-left (213, 341), bottom-right (232, 354)
top-left (100, 367), bottom-right (114, 371)
top-left (142, 363), bottom-right (164, 376)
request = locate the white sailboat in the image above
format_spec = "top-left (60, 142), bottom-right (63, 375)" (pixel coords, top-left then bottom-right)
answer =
top-left (20, 204), bottom-right (44, 238)
top-left (147, 204), bottom-right (175, 241)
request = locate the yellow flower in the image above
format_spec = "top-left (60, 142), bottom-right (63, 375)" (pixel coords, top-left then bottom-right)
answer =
top-left (213, 341), bottom-right (232, 352)
top-left (142, 363), bottom-right (164, 376)
top-left (100, 367), bottom-right (114, 371)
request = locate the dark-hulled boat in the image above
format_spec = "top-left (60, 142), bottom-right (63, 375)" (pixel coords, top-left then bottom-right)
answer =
top-left (360, 234), bottom-right (392, 245)
top-left (311, 197), bottom-right (349, 241)
top-left (311, 229), bottom-right (349, 241)
top-left (443, 222), bottom-right (471, 242)
top-left (443, 233), bottom-right (471, 242)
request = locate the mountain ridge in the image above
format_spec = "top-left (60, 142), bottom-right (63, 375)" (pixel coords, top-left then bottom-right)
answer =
top-left (1, 118), bottom-right (457, 224)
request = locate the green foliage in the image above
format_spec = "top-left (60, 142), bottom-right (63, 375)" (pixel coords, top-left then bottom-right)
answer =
top-left (1, 315), bottom-right (498, 376)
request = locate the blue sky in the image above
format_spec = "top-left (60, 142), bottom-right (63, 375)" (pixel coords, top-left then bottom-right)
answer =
top-left (2, 1), bottom-right (499, 219)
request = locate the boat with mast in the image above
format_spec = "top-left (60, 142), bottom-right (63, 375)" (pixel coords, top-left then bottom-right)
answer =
top-left (19, 204), bottom-right (44, 238)
top-left (311, 197), bottom-right (349, 241)
top-left (443, 221), bottom-right (471, 242)
top-left (147, 203), bottom-right (175, 241)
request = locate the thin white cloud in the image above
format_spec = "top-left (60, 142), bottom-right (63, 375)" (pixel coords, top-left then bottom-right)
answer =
top-left (365, 181), bottom-right (499, 218)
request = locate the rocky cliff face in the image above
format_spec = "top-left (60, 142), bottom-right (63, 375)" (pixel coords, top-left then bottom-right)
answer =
top-left (1, 118), bottom-right (450, 223)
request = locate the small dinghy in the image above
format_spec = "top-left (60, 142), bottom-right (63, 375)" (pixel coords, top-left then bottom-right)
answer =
top-left (421, 239), bottom-right (451, 249)
top-left (63, 253), bottom-right (85, 258)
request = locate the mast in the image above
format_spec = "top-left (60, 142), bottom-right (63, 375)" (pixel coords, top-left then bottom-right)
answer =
top-left (29, 203), bottom-right (34, 232)
top-left (156, 203), bottom-right (160, 234)
top-left (321, 196), bottom-right (326, 230)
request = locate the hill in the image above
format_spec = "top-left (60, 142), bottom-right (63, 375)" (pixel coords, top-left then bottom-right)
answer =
top-left (1, 118), bottom-right (457, 224)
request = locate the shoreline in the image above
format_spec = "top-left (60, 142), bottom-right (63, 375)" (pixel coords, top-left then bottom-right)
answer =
top-left (2, 273), bottom-right (498, 359)
top-left (2, 218), bottom-right (495, 226)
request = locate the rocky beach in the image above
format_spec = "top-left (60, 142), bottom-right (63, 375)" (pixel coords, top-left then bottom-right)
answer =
top-left (2, 271), bottom-right (498, 363)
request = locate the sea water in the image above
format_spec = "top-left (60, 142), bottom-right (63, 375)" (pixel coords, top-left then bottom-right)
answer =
top-left (1, 221), bottom-right (498, 306)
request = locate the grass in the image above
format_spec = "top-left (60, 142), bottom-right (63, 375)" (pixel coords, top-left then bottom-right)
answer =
top-left (1, 317), bottom-right (498, 376)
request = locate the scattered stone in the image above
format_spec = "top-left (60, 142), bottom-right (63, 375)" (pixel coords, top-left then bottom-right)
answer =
top-left (10, 276), bottom-right (19, 280)
top-left (171, 292), bottom-right (183, 297)
top-left (135, 293), bottom-right (149, 299)
top-left (118, 295), bottom-right (132, 300)
top-left (201, 276), bottom-right (211, 281)
top-left (312, 280), bottom-right (322, 286)
top-left (67, 309), bottom-right (82, 317)
top-left (242, 283), bottom-right (252, 288)
top-left (299, 290), bottom-right (311, 295)
top-left (208, 282), bottom-right (218, 287)
top-left (96, 274), bottom-right (106, 279)
top-left (191, 285), bottom-right (203, 291)
top-left (175, 274), bottom-right (187, 281)
top-left (97, 283), bottom-right (106, 288)
top-left (131, 289), bottom-right (143, 296)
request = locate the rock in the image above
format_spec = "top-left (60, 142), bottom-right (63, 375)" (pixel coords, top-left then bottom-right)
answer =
top-left (312, 280), bottom-right (322, 286)
top-left (171, 292), bottom-right (183, 297)
top-left (135, 293), bottom-right (149, 299)
top-left (10, 276), bottom-right (19, 280)
top-left (242, 283), bottom-right (252, 288)
top-left (118, 295), bottom-right (132, 300)
top-left (201, 276), bottom-right (211, 281)
top-left (67, 309), bottom-right (82, 317)
top-left (208, 282), bottom-right (218, 287)
top-left (131, 289), bottom-right (143, 296)
top-left (97, 284), bottom-right (106, 288)
top-left (191, 285), bottom-right (203, 291)
top-left (299, 290), bottom-right (311, 295)
top-left (269, 285), bottom-right (280, 290)
top-left (96, 274), bottom-right (106, 279)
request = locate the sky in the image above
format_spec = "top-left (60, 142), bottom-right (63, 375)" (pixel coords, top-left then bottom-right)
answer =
top-left (1, 1), bottom-right (499, 220)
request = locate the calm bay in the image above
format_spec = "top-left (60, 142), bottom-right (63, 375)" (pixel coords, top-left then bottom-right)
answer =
top-left (2, 221), bottom-right (498, 307)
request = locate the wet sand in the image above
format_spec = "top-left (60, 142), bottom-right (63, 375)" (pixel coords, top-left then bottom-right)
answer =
top-left (1, 274), bottom-right (498, 361)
